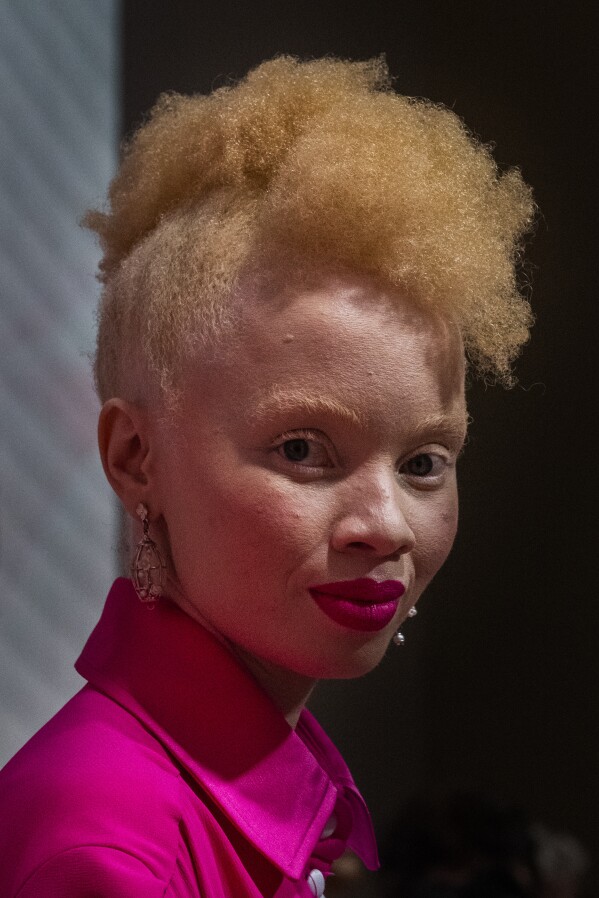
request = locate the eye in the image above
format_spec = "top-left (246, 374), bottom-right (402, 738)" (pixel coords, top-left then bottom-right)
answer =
top-left (400, 452), bottom-right (448, 481)
top-left (405, 454), bottom-right (434, 476)
top-left (274, 431), bottom-right (334, 469)
top-left (282, 439), bottom-right (311, 462)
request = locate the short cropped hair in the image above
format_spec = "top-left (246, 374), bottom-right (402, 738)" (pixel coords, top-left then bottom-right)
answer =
top-left (85, 55), bottom-right (535, 405)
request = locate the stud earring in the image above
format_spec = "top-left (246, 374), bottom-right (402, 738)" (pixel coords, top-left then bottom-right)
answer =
top-left (131, 503), bottom-right (166, 604)
top-left (408, 606), bottom-right (417, 617)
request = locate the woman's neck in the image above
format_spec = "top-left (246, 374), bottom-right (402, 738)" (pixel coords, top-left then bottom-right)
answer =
top-left (166, 578), bottom-right (317, 729)
top-left (229, 646), bottom-right (317, 729)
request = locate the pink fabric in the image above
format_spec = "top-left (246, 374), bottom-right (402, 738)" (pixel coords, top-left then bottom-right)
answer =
top-left (0, 578), bottom-right (378, 896)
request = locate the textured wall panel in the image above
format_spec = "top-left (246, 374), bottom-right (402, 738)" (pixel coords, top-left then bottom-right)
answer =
top-left (0, 0), bottom-right (120, 765)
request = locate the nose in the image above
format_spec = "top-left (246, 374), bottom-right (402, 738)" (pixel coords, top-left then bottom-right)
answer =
top-left (330, 469), bottom-right (416, 558)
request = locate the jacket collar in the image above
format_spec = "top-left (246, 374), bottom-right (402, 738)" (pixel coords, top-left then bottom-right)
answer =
top-left (75, 579), bottom-right (378, 879)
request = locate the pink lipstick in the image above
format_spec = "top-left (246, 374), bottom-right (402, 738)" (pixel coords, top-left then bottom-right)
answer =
top-left (309, 578), bottom-right (405, 632)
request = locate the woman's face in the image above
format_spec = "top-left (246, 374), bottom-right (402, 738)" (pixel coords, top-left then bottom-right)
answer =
top-left (152, 273), bottom-right (467, 685)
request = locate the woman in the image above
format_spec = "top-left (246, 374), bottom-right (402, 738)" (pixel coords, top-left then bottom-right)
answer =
top-left (0, 56), bottom-right (534, 897)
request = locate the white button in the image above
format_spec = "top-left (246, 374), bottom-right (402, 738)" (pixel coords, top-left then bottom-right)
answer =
top-left (320, 811), bottom-right (337, 839)
top-left (307, 868), bottom-right (326, 897)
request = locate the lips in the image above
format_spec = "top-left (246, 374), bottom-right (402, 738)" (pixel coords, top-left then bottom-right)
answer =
top-left (309, 578), bottom-right (405, 632)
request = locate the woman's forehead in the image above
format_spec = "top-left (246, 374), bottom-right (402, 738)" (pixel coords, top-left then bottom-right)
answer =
top-left (242, 276), bottom-right (464, 381)
top-left (179, 274), bottom-right (466, 433)
top-left (236, 268), bottom-right (461, 345)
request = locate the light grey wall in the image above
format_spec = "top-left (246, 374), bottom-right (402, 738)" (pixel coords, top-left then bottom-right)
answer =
top-left (0, 0), bottom-right (120, 766)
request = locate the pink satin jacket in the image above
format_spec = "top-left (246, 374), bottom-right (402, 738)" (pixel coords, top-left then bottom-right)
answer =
top-left (0, 578), bottom-right (378, 896)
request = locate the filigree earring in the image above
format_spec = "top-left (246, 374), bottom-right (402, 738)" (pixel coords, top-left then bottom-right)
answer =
top-left (393, 606), bottom-right (417, 646)
top-left (131, 503), bottom-right (166, 604)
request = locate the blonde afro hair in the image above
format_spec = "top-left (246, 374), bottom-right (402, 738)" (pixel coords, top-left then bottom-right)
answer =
top-left (86, 55), bottom-right (535, 402)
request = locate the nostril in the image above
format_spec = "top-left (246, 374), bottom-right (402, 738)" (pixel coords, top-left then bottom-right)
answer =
top-left (343, 539), bottom-right (408, 560)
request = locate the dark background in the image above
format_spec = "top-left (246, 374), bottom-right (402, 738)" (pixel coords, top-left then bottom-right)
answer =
top-left (123, 2), bottom-right (597, 891)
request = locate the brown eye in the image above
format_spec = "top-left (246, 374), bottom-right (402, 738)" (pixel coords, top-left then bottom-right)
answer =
top-left (282, 439), bottom-right (310, 462)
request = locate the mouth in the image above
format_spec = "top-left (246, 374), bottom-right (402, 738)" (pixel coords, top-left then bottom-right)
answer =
top-left (309, 578), bottom-right (405, 632)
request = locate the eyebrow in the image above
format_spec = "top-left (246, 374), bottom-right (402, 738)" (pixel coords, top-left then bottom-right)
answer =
top-left (409, 411), bottom-right (470, 445)
top-left (250, 388), bottom-right (468, 444)
top-left (252, 388), bottom-right (366, 428)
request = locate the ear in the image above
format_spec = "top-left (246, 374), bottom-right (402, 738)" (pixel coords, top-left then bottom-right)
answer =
top-left (98, 399), bottom-right (158, 518)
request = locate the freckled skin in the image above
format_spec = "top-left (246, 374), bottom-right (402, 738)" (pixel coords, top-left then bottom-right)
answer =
top-left (150, 273), bottom-right (467, 718)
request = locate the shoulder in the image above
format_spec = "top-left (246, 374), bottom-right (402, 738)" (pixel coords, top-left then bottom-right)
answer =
top-left (0, 686), bottom-right (184, 895)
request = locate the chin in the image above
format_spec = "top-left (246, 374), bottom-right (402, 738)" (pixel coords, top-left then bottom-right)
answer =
top-left (299, 637), bottom-right (392, 681)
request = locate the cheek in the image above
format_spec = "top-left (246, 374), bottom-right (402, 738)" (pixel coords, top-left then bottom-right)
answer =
top-left (169, 464), bottom-right (330, 577)
top-left (411, 491), bottom-right (459, 586)
top-left (233, 499), bottom-right (315, 562)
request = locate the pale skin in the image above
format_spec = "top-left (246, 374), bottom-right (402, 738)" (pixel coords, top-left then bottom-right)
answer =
top-left (99, 272), bottom-right (467, 728)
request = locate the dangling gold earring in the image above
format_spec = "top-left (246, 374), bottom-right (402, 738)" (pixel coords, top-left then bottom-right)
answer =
top-left (131, 503), bottom-right (166, 604)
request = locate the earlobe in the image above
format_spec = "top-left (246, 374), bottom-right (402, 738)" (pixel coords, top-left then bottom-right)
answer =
top-left (98, 399), bottom-right (155, 516)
